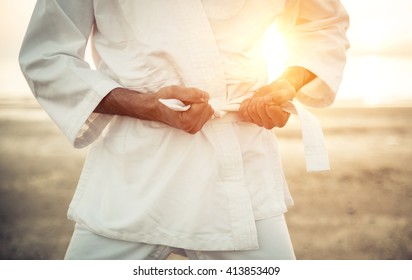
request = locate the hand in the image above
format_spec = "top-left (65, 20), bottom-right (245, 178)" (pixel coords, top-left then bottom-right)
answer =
top-left (239, 79), bottom-right (295, 129)
top-left (154, 85), bottom-right (214, 134)
top-left (95, 85), bottom-right (213, 134)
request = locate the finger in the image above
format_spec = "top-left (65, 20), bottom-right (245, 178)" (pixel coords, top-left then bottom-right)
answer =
top-left (192, 105), bottom-right (214, 133)
top-left (181, 102), bottom-right (214, 133)
top-left (161, 85), bottom-right (210, 104)
top-left (256, 98), bottom-right (274, 129)
top-left (265, 105), bottom-right (291, 128)
top-left (191, 103), bottom-right (214, 133)
top-left (180, 87), bottom-right (210, 104)
top-left (240, 99), bottom-right (253, 122)
top-left (247, 98), bottom-right (264, 127)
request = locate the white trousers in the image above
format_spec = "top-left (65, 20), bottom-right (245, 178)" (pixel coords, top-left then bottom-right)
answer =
top-left (64, 214), bottom-right (295, 260)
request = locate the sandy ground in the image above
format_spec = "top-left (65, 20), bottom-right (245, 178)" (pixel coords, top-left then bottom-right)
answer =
top-left (1, 99), bottom-right (411, 260)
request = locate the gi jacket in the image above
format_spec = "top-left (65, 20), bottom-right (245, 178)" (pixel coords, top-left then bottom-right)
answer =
top-left (19, 0), bottom-right (349, 250)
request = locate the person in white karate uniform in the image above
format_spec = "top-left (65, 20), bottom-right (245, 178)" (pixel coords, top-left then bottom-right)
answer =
top-left (19, 0), bottom-right (349, 260)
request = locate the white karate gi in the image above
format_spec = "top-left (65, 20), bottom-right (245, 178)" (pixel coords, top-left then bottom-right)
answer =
top-left (19, 0), bottom-right (349, 257)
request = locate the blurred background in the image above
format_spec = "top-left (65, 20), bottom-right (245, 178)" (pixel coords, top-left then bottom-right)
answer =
top-left (0, 0), bottom-right (411, 259)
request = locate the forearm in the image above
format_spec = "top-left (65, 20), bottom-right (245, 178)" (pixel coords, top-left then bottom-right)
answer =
top-left (94, 87), bottom-right (159, 121)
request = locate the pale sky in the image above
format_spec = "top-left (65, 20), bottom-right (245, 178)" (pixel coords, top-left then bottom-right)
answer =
top-left (344, 0), bottom-right (412, 55)
top-left (1, 0), bottom-right (412, 104)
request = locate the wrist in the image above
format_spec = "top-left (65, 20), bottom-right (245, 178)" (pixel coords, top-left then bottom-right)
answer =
top-left (278, 67), bottom-right (316, 92)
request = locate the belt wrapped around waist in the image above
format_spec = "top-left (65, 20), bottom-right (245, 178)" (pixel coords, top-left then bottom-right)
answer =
top-left (159, 97), bottom-right (330, 172)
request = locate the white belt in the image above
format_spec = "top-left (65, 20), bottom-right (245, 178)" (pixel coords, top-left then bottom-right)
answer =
top-left (159, 98), bottom-right (330, 172)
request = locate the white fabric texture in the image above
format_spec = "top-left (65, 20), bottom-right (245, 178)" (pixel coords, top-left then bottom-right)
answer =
top-left (19, 0), bottom-right (349, 251)
top-left (65, 215), bottom-right (295, 260)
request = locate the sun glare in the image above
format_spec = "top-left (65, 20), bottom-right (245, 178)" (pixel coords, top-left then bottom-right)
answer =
top-left (262, 24), bottom-right (289, 82)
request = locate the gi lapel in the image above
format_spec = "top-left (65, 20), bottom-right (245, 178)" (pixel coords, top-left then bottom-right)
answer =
top-left (172, 0), bottom-right (227, 101)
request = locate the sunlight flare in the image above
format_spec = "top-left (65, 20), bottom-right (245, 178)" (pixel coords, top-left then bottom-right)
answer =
top-left (262, 24), bottom-right (289, 82)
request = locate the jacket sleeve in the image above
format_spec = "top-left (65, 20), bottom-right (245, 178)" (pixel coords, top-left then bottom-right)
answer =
top-left (278, 0), bottom-right (350, 107)
top-left (19, 0), bottom-right (121, 148)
